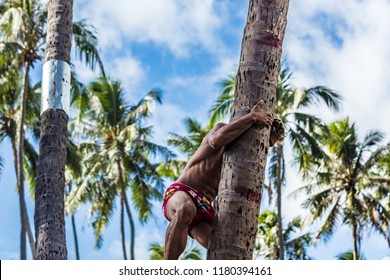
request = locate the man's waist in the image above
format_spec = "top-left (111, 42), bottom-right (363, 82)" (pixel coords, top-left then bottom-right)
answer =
top-left (171, 181), bottom-right (214, 202)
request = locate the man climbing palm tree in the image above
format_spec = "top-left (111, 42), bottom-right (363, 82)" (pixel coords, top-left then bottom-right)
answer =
top-left (163, 100), bottom-right (285, 260)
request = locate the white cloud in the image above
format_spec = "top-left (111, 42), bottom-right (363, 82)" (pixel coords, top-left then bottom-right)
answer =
top-left (109, 55), bottom-right (146, 95)
top-left (72, 60), bottom-right (100, 84)
top-left (75, 0), bottom-right (223, 57)
top-left (165, 55), bottom-right (239, 122)
top-left (149, 102), bottom-right (189, 146)
top-left (285, 0), bottom-right (390, 138)
top-left (135, 226), bottom-right (164, 260)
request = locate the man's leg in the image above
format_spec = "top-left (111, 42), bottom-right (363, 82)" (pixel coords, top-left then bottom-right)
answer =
top-left (164, 191), bottom-right (197, 260)
top-left (189, 221), bottom-right (212, 248)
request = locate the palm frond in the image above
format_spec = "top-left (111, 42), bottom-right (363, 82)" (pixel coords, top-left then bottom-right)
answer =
top-left (149, 242), bottom-right (165, 260)
top-left (125, 88), bottom-right (162, 126)
top-left (0, 6), bottom-right (24, 41)
top-left (157, 159), bottom-right (186, 180)
top-left (297, 86), bottom-right (342, 112)
top-left (70, 65), bottom-right (91, 114)
top-left (66, 136), bottom-right (82, 178)
top-left (89, 77), bottom-right (125, 127)
top-left (167, 132), bottom-right (198, 156)
top-left (360, 144), bottom-right (390, 175)
top-left (180, 245), bottom-right (202, 260)
top-left (87, 177), bottom-right (117, 249)
top-left (327, 118), bottom-right (358, 167)
top-left (23, 137), bottom-right (38, 193)
top-left (302, 188), bottom-right (338, 221)
top-left (72, 20), bottom-right (105, 76)
top-left (288, 128), bottom-right (321, 178)
top-left (362, 193), bottom-right (390, 245)
top-left (314, 198), bottom-right (341, 243)
top-left (208, 92), bottom-right (234, 126)
top-left (336, 250), bottom-right (366, 260)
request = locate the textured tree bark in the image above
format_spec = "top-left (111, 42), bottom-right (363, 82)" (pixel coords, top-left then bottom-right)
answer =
top-left (44, 1), bottom-right (73, 64)
top-left (207, 0), bottom-right (290, 260)
top-left (35, 111), bottom-right (68, 259)
top-left (34, 0), bottom-right (73, 260)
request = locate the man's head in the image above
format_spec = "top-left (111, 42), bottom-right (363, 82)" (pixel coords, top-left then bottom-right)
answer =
top-left (269, 117), bottom-right (286, 147)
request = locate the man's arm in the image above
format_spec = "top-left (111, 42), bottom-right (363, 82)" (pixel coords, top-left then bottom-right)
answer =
top-left (208, 100), bottom-right (273, 150)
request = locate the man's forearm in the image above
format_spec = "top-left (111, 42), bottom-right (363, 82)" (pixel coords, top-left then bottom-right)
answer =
top-left (208, 113), bottom-right (257, 150)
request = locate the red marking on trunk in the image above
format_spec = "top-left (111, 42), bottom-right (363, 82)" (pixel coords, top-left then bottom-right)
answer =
top-left (256, 35), bottom-right (282, 48)
top-left (234, 186), bottom-right (262, 203)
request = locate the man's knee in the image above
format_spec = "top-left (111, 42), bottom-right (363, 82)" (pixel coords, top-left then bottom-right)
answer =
top-left (172, 201), bottom-right (197, 228)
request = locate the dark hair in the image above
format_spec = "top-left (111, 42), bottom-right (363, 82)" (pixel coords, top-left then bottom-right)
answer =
top-left (271, 117), bottom-right (286, 142)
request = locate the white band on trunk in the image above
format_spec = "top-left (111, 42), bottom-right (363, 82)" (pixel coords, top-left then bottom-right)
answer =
top-left (41, 60), bottom-right (71, 116)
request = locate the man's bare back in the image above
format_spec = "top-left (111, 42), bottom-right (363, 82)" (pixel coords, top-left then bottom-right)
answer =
top-left (163, 100), bottom-right (281, 259)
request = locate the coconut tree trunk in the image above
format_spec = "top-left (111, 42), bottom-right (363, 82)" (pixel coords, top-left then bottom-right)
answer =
top-left (117, 160), bottom-right (135, 260)
top-left (123, 192), bottom-right (136, 260)
top-left (276, 143), bottom-right (284, 259)
top-left (352, 222), bottom-right (359, 260)
top-left (120, 197), bottom-right (128, 260)
top-left (17, 61), bottom-right (30, 260)
top-left (207, 0), bottom-right (290, 259)
top-left (13, 120), bottom-right (35, 259)
top-left (70, 213), bottom-right (80, 260)
top-left (68, 184), bottom-right (80, 260)
top-left (34, 0), bottom-right (73, 260)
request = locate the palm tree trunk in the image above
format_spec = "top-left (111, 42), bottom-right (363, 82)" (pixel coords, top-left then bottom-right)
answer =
top-left (117, 160), bottom-right (135, 260)
top-left (207, 0), bottom-right (290, 259)
top-left (352, 222), bottom-right (359, 260)
top-left (70, 213), bottom-right (80, 260)
top-left (68, 183), bottom-right (80, 260)
top-left (276, 143), bottom-right (284, 259)
top-left (17, 61), bottom-right (30, 260)
top-left (12, 134), bottom-right (36, 259)
top-left (34, 0), bottom-right (73, 260)
top-left (120, 197), bottom-right (128, 260)
top-left (123, 192), bottom-right (136, 260)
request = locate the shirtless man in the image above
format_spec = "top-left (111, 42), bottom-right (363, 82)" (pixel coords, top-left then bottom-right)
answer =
top-left (162, 100), bottom-right (285, 260)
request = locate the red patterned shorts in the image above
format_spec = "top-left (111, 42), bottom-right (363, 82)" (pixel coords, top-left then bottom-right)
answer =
top-left (162, 182), bottom-right (215, 236)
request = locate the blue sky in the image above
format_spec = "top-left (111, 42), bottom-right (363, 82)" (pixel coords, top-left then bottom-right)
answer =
top-left (1, 0), bottom-right (389, 260)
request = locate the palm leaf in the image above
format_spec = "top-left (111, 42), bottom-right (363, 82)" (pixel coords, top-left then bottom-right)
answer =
top-left (336, 250), bottom-right (365, 260)
top-left (72, 20), bottom-right (105, 76)
top-left (125, 88), bottom-right (162, 126)
top-left (314, 198), bottom-right (341, 243)
top-left (90, 178), bottom-right (117, 249)
top-left (297, 86), bottom-right (342, 112)
top-left (360, 144), bottom-right (390, 175)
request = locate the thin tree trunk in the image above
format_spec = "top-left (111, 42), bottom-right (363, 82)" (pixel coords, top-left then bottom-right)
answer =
top-left (123, 192), bottom-right (135, 260)
top-left (34, 0), bottom-right (73, 260)
top-left (352, 222), bottom-right (359, 260)
top-left (120, 197), bottom-right (128, 260)
top-left (117, 160), bottom-right (135, 260)
top-left (70, 213), bottom-right (80, 260)
top-left (276, 143), bottom-right (284, 259)
top-left (13, 135), bottom-right (36, 259)
top-left (207, 0), bottom-right (290, 259)
top-left (17, 62), bottom-right (30, 260)
top-left (68, 184), bottom-right (80, 260)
